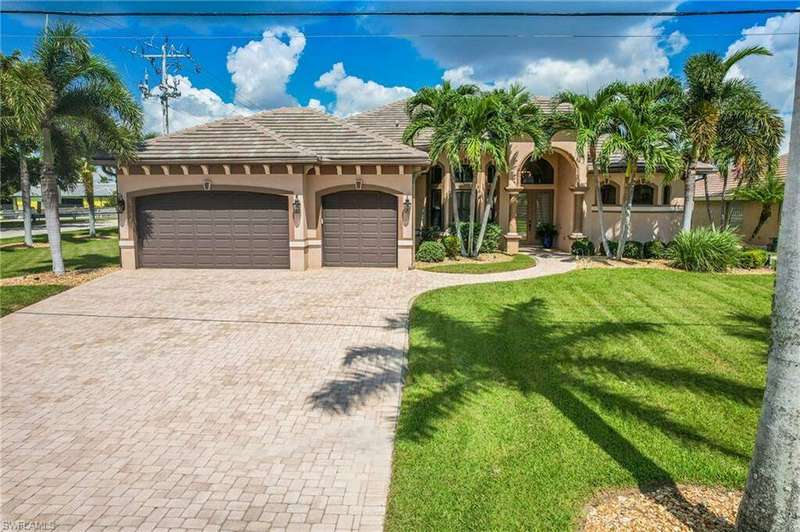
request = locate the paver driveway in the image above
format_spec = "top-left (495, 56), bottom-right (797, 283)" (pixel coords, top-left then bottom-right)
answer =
top-left (1, 252), bottom-right (574, 531)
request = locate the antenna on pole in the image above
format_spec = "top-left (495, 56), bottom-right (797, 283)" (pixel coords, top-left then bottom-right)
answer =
top-left (130, 36), bottom-right (201, 135)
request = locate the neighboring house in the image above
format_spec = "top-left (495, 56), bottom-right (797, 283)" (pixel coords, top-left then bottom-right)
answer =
top-left (116, 101), bottom-right (695, 271)
top-left (692, 153), bottom-right (787, 247)
top-left (11, 169), bottom-right (117, 212)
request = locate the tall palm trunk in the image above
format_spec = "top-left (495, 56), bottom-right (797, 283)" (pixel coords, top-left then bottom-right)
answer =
top-left (41, 126), bottom-right (65, 274)
top-left (467, 186), bottom-right (477, 256)
top-left (19, 152), bottom-right (34, 247)
top-left (474, 172), bottom-right (500, 255)
top-left (702, 174), bottom-right (713, 224)
top-left (83, 167), bottom-right (96, 237)
top-left (616, 173), bottom-right (635, 260)
top-left (681, 165), bottom-right (695, 231)
top-left (448, 169), bottom-right (467, 256)
top-left (736, 40), bottom-right (800, 530)
top-left (590, 146), bottom-right (611, 257)
top-left (719, 169), bottom-right (730, 229)
top-left (750, 204), bottom-right (772, 241)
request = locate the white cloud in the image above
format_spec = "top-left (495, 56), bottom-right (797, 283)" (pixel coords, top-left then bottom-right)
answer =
top-left (441, 12), bottom-right (675, 96)
top-left (314, 62), bottom-right (414, 116)
top-left (143, 75), bottom-right (250, 134)
top-left (666, 31), bottom-right (689, 55)
top-left (305, 98), bottom-right (327, 113)
top-left (226, 26), bottom-right (306, 109)
top-left (725, 13), bottom-right (798, 152)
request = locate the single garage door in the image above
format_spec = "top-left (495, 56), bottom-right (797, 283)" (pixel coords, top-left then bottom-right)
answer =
top-left (322, 190), bottom-right (398, 267)
top-left (136, 191), bottom-right (290, 269)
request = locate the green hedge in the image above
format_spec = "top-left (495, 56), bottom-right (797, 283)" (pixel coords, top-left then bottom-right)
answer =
top-left (441, 235), bottom-right (460, 259)
top-left (416, 241), bottom-right (446, 263)
top-left (739, 248), bottom-right (768, 269)
top-left (643, 240), bottom-right (667, 259)
top-left (571, 238), bottom-right (595, 257)
top-left (450, 222), bottom-right (503, 253)
top-left (667, 228), bottom-right (742, 272)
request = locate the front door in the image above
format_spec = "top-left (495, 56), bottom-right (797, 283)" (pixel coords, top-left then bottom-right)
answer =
top-left (518, 191), bottom-right (555, 244)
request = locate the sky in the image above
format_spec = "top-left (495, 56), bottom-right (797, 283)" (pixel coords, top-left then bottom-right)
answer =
top-left (1, 1), bottom-right (798, 150)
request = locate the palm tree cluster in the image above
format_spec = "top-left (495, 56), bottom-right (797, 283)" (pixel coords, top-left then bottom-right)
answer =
top-left (1, 23), bottom-right (142, 273)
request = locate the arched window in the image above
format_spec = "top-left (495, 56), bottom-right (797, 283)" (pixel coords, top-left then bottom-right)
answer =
top-left (521, 158), bottom-right (554, 185)
top-left (633, 184), bottom-right (655, 205)
top-left (427, 165), bottom-right (444, 228)
top-left (487, 164), bottom-right (496, 183)
top-left (430, 164), bottom-right (443, 185)
top-left (600, 184), bottom-right (618, 205)
top-left (662, 184), bottom-right (671, 205)
top-left (454, 165), bottom-right (474, 183)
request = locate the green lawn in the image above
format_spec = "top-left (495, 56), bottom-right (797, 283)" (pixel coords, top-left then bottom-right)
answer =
top-left (0, 285), bottom-right (70, 316)
top-left (420, 253), bottom-right (536, 274)
top-left (387, 269), bottom-right (772, 531)
top-left (0, 228), bottom-right (119, 278)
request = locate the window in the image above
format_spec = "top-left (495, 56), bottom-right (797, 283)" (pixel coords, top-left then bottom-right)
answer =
top-left (430, 164), bottom-right (443, 185)
top-left (728, 203), bottom-right (744, 228)
top-left (600, 184), bottom-right (617, 205)
top-left (453, 165), bottom-right (474, 183)
top-left (632, 184), bottom-right (655, 205)
top-left (60, 197), bottom-right (84, 207)
top-left (521, 158), bottom-right (554, 185)
top-left (429, 189), bottom-right (443, 228)
top-left (662, 185), bottom-right (671, 205)
top-left (487, 164), bottom-right (496, 183)
top-left (456, 190), bottom-right (472, 220)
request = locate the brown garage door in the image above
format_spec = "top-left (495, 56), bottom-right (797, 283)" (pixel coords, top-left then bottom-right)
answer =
top-left (136, 191), bottom-right (290, 269)
top-left (322, 190), bottom-right (398, 267)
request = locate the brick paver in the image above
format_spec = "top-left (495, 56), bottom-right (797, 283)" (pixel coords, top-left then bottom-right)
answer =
top-left (1, 251), bottom-right (573, 531)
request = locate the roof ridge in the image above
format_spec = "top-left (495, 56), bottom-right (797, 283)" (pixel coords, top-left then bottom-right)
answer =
top-left (144, 112), bottom-right (252, 145)
top-left (321, 108), bottom-right (425, 156)
top-left (240, 114), bottom-right (318, 158)
top-left (347, 98), bottom-right (409, 120)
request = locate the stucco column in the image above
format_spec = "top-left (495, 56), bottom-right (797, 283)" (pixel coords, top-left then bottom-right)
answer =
top-left (504, 185), bottom-right (524, 254)
top-left (569, 185), bottom-right (589, 240)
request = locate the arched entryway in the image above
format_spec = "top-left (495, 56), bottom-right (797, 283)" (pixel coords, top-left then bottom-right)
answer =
top-left (516, 157), bottom-right (556, 244)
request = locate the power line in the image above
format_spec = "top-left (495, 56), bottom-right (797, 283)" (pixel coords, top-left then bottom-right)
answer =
top-left (4, 32), bottom-right (797, 41)
top-left (2, 7), bottom-right (799, 18)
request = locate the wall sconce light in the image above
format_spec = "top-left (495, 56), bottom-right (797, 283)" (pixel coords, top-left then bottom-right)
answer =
top-left (403, 196), bottom-right (412, 210)
top-left (292, 196), bottom-right (302, 214)
top-left (115, 193), bottom-right (125, 214)
top-left (355, 176), bottom-right (364, 190)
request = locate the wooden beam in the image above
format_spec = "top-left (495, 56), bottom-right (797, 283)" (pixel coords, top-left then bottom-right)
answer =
top-left (286, 164), bottom-right (293, 175)
top-left (376, 165), bottom-right (382, 176)
top-left (222, 164), bottom-right (231, 175)
top-left (355, 165), bottom-right (361, 176)
top-left (263, 164), bottom-right (270, 175)
top-left (243, 164), bottom-right (251, 175)
top-left (314, 165), bottom-right (320, 176)
top-left (399, 165), bottom-right (404, 175)
top-left (200, 164), bottom-right (209, 175)
top-left (161, 165), bottom-right (170, 176)
top-left (336, 165), bottom-right (342, 176)
top-left (142, 165), bottom-right (151, 176)
top-left (180, 165), bottom-right (189, 175)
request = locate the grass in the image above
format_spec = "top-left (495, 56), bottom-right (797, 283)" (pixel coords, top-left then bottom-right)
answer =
top-left (420, 253), bottom-right (536, 274)
top-left (0, 228), bottom-right (119, 316)
top-left (0, 228), bottom-right (119, 278)
top-left (385, 269), bottom-right (773, 531)
top-left (0, 284), bottom-right (70, 316)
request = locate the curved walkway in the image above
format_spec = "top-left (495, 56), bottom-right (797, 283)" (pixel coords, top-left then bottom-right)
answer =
top-left (0, 251), bottom-right (575, 531)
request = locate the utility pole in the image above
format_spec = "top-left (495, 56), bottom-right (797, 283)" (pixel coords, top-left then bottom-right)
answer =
top-left (132, 37), bottom-right (199, 135)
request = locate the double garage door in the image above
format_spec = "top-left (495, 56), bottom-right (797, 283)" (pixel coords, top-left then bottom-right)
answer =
top-left (135, 190), bottom-right (398, 269)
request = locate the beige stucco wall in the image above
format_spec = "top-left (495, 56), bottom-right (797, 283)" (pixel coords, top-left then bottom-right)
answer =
top-left (117, 168), bottom-right (416, 271)
top-left (693, 200), bottom-right (781, 247)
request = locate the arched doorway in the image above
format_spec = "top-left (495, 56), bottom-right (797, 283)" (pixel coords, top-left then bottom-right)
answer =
top-left (517, 157), bottom-right (556, 244)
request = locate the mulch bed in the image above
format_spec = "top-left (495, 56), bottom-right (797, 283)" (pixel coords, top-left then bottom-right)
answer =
top-left (581, 484), bottom-right (742, 531)
top-left (0, 267), bottom-right (119, 287)
top-left (416, 252), bottom-right (513, 268)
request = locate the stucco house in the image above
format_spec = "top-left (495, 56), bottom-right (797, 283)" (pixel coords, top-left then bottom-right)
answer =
top-left (10, 168), bottom-right (117, 212)
top-left (116, 99), bottom-right (700, 271)
top-left (693, 153), bottom-right (787, 247)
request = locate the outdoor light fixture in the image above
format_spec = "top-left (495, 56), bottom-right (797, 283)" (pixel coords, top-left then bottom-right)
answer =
top-left (115, 193), bottom-right (125, 214)
top-left (292, 196), bottom-right (302, 214)
top-left (355, 176), bottom-right (364, 190)
top-left (403, 196), bottom-right (412, 209)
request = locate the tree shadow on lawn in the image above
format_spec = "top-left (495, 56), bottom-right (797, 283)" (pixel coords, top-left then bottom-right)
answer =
top-left (309, 293), bottom-right (765, 529)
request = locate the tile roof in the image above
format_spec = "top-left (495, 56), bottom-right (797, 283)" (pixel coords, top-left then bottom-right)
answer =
top-left (136, 108), bottom-right (429, 165)
top-left (694, 153), bottom-right (788, 199)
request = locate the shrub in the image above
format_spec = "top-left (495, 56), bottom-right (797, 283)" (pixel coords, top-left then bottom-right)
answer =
top-left (606, 240), bottom-right (619, 257)
top-left (622, 241), bottom-right (645, 259)
top-left (666, 228), bottom-right (742, 272)
top-left (441, 235), bottom-right (460, 259)
top-left (418, 226), bottom-right (442, 243)
top-left (739, 248), bottom-right (768, 269)
top-left (451, 222), bottom-right (503, 253)
top-left (416, 241), bottom-right (446, 263)
top-left (571, 238), bottom-right (595, 257)
top-left (643, 240), bottom-right (667, 259)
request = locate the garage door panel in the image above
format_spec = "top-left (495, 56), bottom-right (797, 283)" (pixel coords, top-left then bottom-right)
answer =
top-left (322, 191), bottom-right (397, 267)
top-left (136, 191), bottom-right (289, 269)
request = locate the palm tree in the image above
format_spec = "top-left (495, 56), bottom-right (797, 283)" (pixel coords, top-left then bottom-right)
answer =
top-left (554, 83), bottom-right (623, 257)
top-left (601, 79), bottom-right (682, 259)
top-left (734, 168), bottom-right (784, 241)
top-left (78, 158), bottom-right (96, 237)
top-left (404, 81), bottom-right (479, 256)
top-left (681, 46), bottom-right (772, 231)
top-left (0, 52), bottom-right (52, 247)
top-left (736, 38), bottom-right (800, 530)
top-left (33, 23), bottom-right (141, 274)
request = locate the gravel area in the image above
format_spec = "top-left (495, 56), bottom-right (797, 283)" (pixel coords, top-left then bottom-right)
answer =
top-left (582, 484), bottom-right (742, 531)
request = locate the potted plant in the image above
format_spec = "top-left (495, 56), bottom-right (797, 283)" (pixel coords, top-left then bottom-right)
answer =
top-left (536, 222), bottom-right (558, 248)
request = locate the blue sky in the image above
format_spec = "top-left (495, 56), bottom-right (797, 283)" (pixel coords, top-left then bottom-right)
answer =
top-left (2, 1), bottom-right (798, 146)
